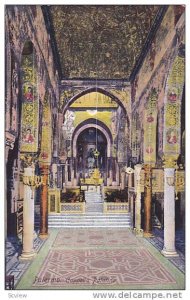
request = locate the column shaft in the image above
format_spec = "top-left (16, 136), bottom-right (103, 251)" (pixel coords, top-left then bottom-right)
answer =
top-left (162, 168), bottom-right (178, 257)
top-left (121, 172), bottom-right (126, 190)
top-left (144, 165), bottom-right (153, 237)
top-left (20, 167), bottom-right (36, 260)
top-left (134, 164), bottom-right (142, 234)
top-left (39, 165), bottom-right (49, 239)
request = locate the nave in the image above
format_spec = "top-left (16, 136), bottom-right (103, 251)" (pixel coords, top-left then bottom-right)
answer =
top-left (8, 228), bottom-right (184, 290)
top-left (5, 4), bottom-right (185, 291)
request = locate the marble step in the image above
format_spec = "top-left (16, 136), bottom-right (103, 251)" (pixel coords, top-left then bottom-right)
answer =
top-left (48, 213), bottom-right (131, 227)
top-left (48, 213), bottom-right (131, 218)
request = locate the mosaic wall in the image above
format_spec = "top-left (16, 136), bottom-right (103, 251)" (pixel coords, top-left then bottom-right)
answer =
top-left (164, 55), bottom-right (185, 154)
top-left (143, 88), bottom-right (157, 163)
top-left (50, 5), bottom-right (159, 79)
top-left (39, 96), bottom-right (52, 163)
top-left (134, 6), bottom-right (184, 101)
top-left (59, 90), bottom-right (129, 162)
top-left (20, 51), bottom-right (39, 153)
top-left (70, 92), bottom-right (118, 108)
top-left (74, 111), bottom-right (112, 128)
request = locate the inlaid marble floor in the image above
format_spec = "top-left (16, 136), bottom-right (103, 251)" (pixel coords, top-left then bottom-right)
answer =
top-left (15, 228), bottom-right (184, 290)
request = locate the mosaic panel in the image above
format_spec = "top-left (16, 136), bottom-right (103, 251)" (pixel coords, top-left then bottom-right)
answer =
top-left (39, 97), bottom-right (52, 163)
top-left (53, 228), bottom-right (143, 248)
top-left (33, 248), bottom-right (176, 287)
top-left (164, 55), bottom-right (185, 154)
top-left (20, 52), bottom-right (39, 152)
top-left (143, 88), bottom-right (157, 163)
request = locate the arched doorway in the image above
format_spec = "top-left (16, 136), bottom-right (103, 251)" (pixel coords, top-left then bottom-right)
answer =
top-left (76, 127), bottom-right (107, 183)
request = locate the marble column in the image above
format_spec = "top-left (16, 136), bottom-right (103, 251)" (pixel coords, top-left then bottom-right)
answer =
top-left (52, 163), bottom-right (57, 187)
top-left (128, 173), bottom-right (133, 188)
top-left (134, 164), bottom-right (143, 235)
top-left (161, 167), bottom-right (179, 257)
top-left (143, 164), bottom-right (153, 237)
top-left (116, 162), bottom-right (120, 185)
top-left (121, 171), bottom-right (126, 190)
top-left (65, 161), bottom-right (68, 185)
top-left (107, 157), bottom-right (113, 186)
top-left (20, 166), bottom-right (36, 260)
top-left (129, 191), bottom-right (135, 227)
top-left (39, 165), bottom-right (49, 239)
top-left (72, 158), bottom-right (78, 186)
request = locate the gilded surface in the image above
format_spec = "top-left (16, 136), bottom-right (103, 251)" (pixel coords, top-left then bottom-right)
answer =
top-left (20, 53), bottom-right (39, 152)
top-left (140, 168), bottom-right (184, 193)
top-left (144, 89), bottom-right (157, 163)
top-left (175, 170), bottom-right (185, 192)
top-left (168, 56), bottom-right (185, 86)
top-left (50, 5), bottom-right (159, 79)
top-left (70, 92), bottom-right (118, 108)
top-left (39, 97), bottom-right (52, 163)
top-left (74, 111), bottom-right (112, 128)
top-left (164, 55), bottom-right (185, 154)
top-left (162, 155), bottom-right (178, 168)
top-left (165, 104), bottom-right (180, 127)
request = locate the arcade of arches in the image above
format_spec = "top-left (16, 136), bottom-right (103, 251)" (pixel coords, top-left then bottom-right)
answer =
top-left (5, 5), bottom-right (185, 290)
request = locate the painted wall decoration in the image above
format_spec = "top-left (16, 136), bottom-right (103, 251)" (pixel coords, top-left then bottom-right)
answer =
top-left (39, 97), bottom-right (52, 163)
top-left (62, 110), bottom-right (76, 140)
top-left (134, 6), bottom-right (177, 100)
top-left (70, 92), bottom-right (118, 108)
top-left (50, 5), bottom-right (159, 79)
top-left (60, 88), bottom-right (80, 109)
top-left (74, 111), bottom-right (112, 128)
top-left (164, 55), bottom-right (185, 154)
top-left (20, 49), bottom-right (39, 153)
top-left (143, 88), bottom-right (157, 163)
top-left (109, 88), bottom-right (130, 107)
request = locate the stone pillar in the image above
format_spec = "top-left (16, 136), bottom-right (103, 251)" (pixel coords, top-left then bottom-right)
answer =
top-left (20, 166), bottom-right (36, 260)
top-left (39, 165), bottom-right (49, 239)
top-left (134, 164), bottom-right (143, 235)
top-left (162, 167), bottom-right (179, 257)
top-left (143, 164), bottom-right (153, 237)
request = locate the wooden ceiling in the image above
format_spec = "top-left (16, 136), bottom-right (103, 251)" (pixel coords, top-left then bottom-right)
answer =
top-left (46, 5), bottom-right (165, 80)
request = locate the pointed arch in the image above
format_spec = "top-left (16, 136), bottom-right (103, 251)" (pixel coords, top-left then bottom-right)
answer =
top-left (62, 87), bottom-right (130, 127)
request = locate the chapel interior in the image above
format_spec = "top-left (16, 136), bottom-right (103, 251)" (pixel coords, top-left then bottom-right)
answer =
top-left (5, 5), bottom-right (185, 290)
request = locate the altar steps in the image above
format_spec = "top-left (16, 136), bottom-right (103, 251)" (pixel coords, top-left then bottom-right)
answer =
top-left (48, 213), bottom-right (131, 228)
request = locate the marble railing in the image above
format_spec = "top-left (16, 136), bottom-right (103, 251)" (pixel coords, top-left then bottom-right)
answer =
top-left (60, 202), bottom-right (85, 214)
top-left (104, 202), bottom-right (129, 214)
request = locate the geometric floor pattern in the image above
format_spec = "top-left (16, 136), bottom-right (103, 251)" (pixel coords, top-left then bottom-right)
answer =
top-left (33, 248), bottom-right (176, 288)
top-left (146, 228), bottom-right (185, 273)
top-left (6, 236), bottom-right (45, 287)
top-left (25, 228), bottom-right (185, 289)
top-left (53, 228), bottom-right (141, 249)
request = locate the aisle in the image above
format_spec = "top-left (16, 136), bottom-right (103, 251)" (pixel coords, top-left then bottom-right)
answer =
top-left (16, 228), bottom-right (184, 290)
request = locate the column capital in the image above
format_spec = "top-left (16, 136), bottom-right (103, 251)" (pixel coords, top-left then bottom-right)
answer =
top-left (20, 153), bottom-right (38, 168)
top-left (163, 155), bottom-right (178, 168)
top-left (39, 164), bottom-right (50, 175)
top-left (143, 164), bottom-right (152, 171)
top-left (134, 164), bottom-right (142, 182)
top-left (143, 164), bottom-right (152, 188)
